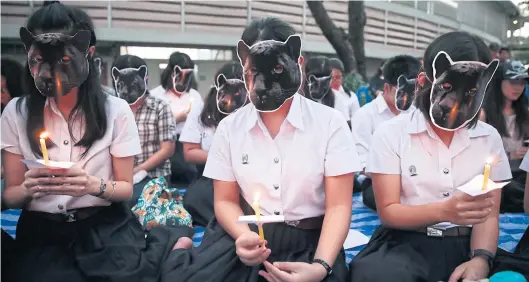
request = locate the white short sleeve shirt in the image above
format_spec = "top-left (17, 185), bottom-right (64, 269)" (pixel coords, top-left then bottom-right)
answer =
top-left (150, 87), bottom-right (204, 135)
top-left (351, 94), bottom-right (399, 169)
top-left (520, 151), bottom-right (529, 172)
top-left (179, 100), bottom-right (216, 151)
top-left (335, 86), bottom-right (360, 119)
top-left (203, 94), bottom-right (361, 220)
top-left (367, 109), bottom-right (512, 210)
top-left (1, 96), bottom-right (142, 213)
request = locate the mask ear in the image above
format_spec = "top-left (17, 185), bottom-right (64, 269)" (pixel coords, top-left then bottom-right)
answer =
top-left (476, 59), bottom-right (499, 96)
top-left (237, 40), bottom-right (250, 67)
top-left (137, 65), bottom-right (148, 80)
top-left (94, 58), bottom-right (102, 69)
top-left (432, 51), bottom-right (453, 79)
top-left (284, 35), bottom-right (302, 60)
top-left (216, 74), bottom-right (227, 88)
top-left (308, 75), bottom-right (317, 84)
top-left (173, 65), bottom-right (182, 77)
top-left (397, 75), bottom-right (407, 88)
top-left (19, 27), bottom-right (35, 52)
top-left (69, 30), bottom-right (91, 52)
top-left (111, 67), bottom-right (121, 82)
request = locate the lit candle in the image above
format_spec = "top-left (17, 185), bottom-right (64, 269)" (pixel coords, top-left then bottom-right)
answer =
top-left (482, 158), bottom-right (493, 191)
top-left (39, 132), bottom-right (49, 165)
top-left (252, 192), bottom-right (265, 248)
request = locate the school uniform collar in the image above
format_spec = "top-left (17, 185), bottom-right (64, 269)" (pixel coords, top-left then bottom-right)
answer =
top-left (245, 93), bottom-right (304, 132)
top-left (374, 94), bottom-right (390, 114)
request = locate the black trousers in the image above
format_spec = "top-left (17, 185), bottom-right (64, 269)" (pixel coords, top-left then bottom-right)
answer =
top-left (500, 170), bottom-right (526, 213)
top-left (183, 176), bottom-right (214, 227)
top-left (492, 227), bottom-right (529, 280)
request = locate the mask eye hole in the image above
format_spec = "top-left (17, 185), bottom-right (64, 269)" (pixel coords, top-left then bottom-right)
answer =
top-left (273, 65), bottom-right (284, 74)
top-left (30, 56), bottom-right (43, 63)
top-left (467, 87), bottom-right (477, 96)
top-left (60, 56), bottom-right (71, 64)
top-left (438, 82), bottom-right (452, 91)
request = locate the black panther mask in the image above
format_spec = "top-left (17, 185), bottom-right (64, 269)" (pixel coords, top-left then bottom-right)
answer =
top-left (112, 65), bottom-right (148, 105)
top-left (395, 75), bottom-right (417, 112)
top-left (237, 35), bottom-right (302, 112)
top-left (307, 74), bottom-right (332, 101)
top-left (215, 74), bottom-right (248, 115)
top-left (429, 51), bottom-right (499, 131)
top-left (173, 66), bottom-right (193, 93)
top-left (20, 27), bottom-right (91, 97)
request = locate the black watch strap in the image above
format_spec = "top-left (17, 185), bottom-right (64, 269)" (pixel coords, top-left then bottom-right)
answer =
top-left (469, 249), bottom-right (494, 270)
top-left (312, 258), bottom-right (332, 278)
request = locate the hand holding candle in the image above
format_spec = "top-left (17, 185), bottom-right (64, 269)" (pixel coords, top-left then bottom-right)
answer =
top-left (252, 192), bottom-right (265, 248)
top-left (39, 132), bottom-right (50, 165)
top-left (482, 158), bottom-right (492, 191)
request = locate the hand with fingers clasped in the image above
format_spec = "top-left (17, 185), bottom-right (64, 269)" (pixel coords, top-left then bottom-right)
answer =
top-left (235, 231), bottom-right (271, 266)
top-left (441, 192), bottom-right (495, 225)
top-left (23, 168), bottom-right (100, 198)
top-left (448, 257), bottom-right (490, 282)
top-left (259, 261), bottom-right (328, 282)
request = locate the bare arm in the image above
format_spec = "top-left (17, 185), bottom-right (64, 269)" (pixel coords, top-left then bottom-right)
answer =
top-left (134, 140), bottom-right (175, 173)
top-left (470, 189), bottom-right (501, 255)
top-left (182, 142), bottom-right (208, 164)
top-left (373, 173), bottom-right (444, 230)
top-left (2, 150), bottom-right (31, 209)
top-left (96, 155), bottom-right (135, 201)
top-left (314, 173), bottom-right (354, 266)
top-left (213, 179), bottom-right (251, 239)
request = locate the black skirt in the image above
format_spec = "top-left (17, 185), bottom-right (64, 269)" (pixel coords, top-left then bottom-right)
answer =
top-left (349, 226), bottom-right (470, 282)
top-left (4, 203), bottom-right (188, 282)
top-left (492, 227), bottom-right (529, 279)
top-left (162, 217), bottom-right (349, 282)
top-left (183, 176), bottom-right (214, 227)
top-left (171, 136), bottom-right (198, 186)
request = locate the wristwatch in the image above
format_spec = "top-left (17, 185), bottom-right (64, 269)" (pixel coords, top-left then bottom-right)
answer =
top-left (469, 249), bottom-right (494, 270)
top-left (312, 258), bottom-right (332, 278)
top-left (95, 179), bottom-right (107, 197)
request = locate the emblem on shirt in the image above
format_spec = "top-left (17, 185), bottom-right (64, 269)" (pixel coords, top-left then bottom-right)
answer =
top-left (409, 165), bottom-right (417, 176)
top-left (242, 153), bottom-right (249, 165)
top-left (202, 132), bottom-right (207, 138)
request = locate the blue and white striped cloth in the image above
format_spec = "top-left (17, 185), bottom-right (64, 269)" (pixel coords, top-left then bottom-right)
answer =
top-left (2, 193), bottom-right (528, 265)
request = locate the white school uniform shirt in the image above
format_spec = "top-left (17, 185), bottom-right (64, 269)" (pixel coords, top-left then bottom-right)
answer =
top-left (520, 151), bottom-right (529, 172)
top-left (334, 86), bottom-right (360, 119)
top-left (179, 100), bottom-right (216, 151)
top-left (150, 86), bottom-right (204, 135)
top-left (332, 93), bottom-right (352, 121)
top-left (351, 94), bottom-right (399, 169)
top-left (203, 93), bottom-right (361, 220)
top-left (367, 109), bottom-right (512, 229)
top-left (0, 96), bottom-right (141, 213)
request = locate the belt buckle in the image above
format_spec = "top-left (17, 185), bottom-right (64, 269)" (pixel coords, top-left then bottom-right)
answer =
top-left (426, 227), bottom-right (443, 237)
top-left (64, 211), bottom-right (77, 223)
top-left (285, 220), bottom-right (300, 227)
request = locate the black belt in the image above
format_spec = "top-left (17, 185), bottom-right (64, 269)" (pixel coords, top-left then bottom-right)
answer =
top-left (416, 226), bottom-right (472, 237)
top-left (239, 197), bottom-right (324, 230)
top-left (31, 207), bottom-right (104, 223)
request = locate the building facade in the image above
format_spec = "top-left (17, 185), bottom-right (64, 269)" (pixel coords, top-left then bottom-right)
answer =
top-left (1, 0), bottom-right (518, 95)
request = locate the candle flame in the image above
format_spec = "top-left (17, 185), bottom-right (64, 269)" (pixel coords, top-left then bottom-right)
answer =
top-left (486, 157), bottom-right (493, 165)
top-left (253, 191), bottom-right (261, 204)
top-left (39, 131), bottom-right (49, 139)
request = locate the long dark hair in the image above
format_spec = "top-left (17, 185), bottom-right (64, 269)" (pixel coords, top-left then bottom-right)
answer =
top-left (200, 62), bottom-right (243, 128)
top-left (483, 63), bottom-right (529, 138)
top-left (414, 31), bottom-right (491, 129)
top-left (241, 17), bottom-right (296, 46)
top-left (304, 56), bottom-right (335, 108)
top-left (1, 58), bottom-right (26, 113)
top-left (17, 1), bottom-right (107, 158)
top-left (160, 51), bottom-right (197, 92)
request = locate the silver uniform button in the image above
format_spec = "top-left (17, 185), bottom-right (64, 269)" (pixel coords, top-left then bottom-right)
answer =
top-left (58, 204), bottom-right (64, 210)
top-left (273, 184), bottom-right (279, 190)
top-left (63, 140), bottom-right (69, 145)
top-left (442, 192), bottom-right (450, 197)
top-left (274, 158), bottom-right (279, 163)
top-left (443, 168), bottom-right (449, 174)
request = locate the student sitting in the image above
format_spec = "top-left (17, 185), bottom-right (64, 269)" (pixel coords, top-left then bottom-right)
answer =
top-left (350, 55), bottom-right (421, 208)
top-left (180, 61), bottom-right (247, 227)
top-left (162, 17), bottom-right (360, 282)
top-left (151, 52), bottom-right (204, 186)
top-left (349, 31), bottom-right (509, 282)
top-left (111, 55), bottom-right (177, 207)
top-left (481, 60), bottom-right (529, 213)
top-left (328, 58), bottom-right (360, 119)
top-left (304, 56), bottom-right (352, 125)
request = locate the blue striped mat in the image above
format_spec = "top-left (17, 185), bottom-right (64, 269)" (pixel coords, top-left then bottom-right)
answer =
top-left (2, 192), bottom-right (528, 265)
